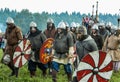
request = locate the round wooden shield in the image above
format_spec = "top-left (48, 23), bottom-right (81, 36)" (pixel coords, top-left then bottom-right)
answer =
top-left (77, 50), bottom-right (113, 82)
top-left (13, 39), bottom-right (31, 68)
top-left (40, 38), bottom-right (54, 64)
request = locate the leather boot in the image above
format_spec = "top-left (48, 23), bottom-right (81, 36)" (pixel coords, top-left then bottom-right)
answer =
top-left (67, 73), bottom-right (72, 82)
top-left (48, 62), bottom-right (52, 75)
top-left (52, 69), bottom-right (57, 82)
top-left (8, 63), bottom-right (15, 77)
top-left (42, 70), bottom-right (47, 77)
top-left (30, 71), bottom-right (36, 78)
top-left (14, 67), bottom-right (19, 77)
top-left (72, 76), bottom-right (78, 82)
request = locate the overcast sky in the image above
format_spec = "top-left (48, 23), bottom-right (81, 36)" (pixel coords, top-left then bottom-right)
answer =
top-left (0, 0), bottom-right (120, 15)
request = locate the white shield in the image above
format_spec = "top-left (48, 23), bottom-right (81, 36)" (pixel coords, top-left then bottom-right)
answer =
top-left (13, 39), bottom-right (31, 68)
top-left (77, 50), bottom-right (113, 82)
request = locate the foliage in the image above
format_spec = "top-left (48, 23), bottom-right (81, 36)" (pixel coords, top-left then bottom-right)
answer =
top-left (0, 8), bottom-right (119, 34)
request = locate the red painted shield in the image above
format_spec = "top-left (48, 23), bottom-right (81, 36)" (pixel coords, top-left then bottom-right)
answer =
top-left (76, 50), bottom-right (113, 82)
top-left (40, 38), bottom-right (54, 64)
top-left (13, 39), bottom-right (31, 68)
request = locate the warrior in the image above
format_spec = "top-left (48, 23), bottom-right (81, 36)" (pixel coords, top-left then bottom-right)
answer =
top-left (70, 22), bottom-right (77, 43)
top-left (98, 22), bottom-right (109, 41)
top-left (27, 21), bottom-right (48, 77)
top-left (91, 24), bottom-right (103, 50)
top-left (50, 21), bottom-right (74, 82)
top-left (88, 17), bottom-right (94, 35)
top-left (43, 18), bottom-right (56, 39)
top-left (105, 22), bottom-right (112, 34)
top-left (43, 18), bottom-right (57, 75)
top-left (72, 25), bottom-right (98, 82)
top-left (1, 17), bottom-right (23, 77)
top-left (102, 29), bottom-right (120, 72)
top-left (65, 21), bottom-right (70, 32)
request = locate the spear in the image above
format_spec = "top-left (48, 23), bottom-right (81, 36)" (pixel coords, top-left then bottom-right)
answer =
top-left (91, 5), bottom-right (94, 19)
top-left (95, 1), bottom-right (99, 23)
top-left (118, 9), bottom-right (120, 28)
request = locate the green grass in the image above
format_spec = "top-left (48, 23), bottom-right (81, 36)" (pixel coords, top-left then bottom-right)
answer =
top-left (0, 49), bottom-right (120, 82)
top-left (0, 49), bottom-right (68, 82)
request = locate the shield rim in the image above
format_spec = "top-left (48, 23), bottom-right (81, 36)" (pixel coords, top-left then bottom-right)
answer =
top-left (40, 38), bottom-right (54, 64)
top-left (13, 39), bottom-right (31, 68)
top-left (76, 50), bottom-right (113, 82)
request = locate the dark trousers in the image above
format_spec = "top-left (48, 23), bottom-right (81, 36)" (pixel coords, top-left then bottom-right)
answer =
top-left (28, 60), bottom-right (48, 72)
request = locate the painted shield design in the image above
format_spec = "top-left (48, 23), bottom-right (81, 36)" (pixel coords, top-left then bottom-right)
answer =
top-left (40, 38), bottom-right (54, 64)
top-left (77, 50), bottom-right (113, 82)
top-left (13, 39), bottom-right (31, 68)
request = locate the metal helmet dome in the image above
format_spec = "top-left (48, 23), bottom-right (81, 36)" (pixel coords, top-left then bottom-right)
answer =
top-left (99, 22), bottom-right (105, 26)
top-left (112, 25), bottom-right (118, 30)
top-left (106, 22), bottom-right (112, 27)
top-left (70, 22), bottom-right (76, 27)
top-left (89, 20), bottom-right (94, 26)
top-left (64, 22), bottom-right (69, 27)
top-left (98, 22), bottom-right (105, 29)
top-left (57, 21), bottom-right (66, 29)
top-left (29, 21), bottom-right (37, 27)
top-left (47, 18), bottom-right (54, 23)
top-left (92, 24), bottom-right (98, 30)
top-left (6, 17), bottom-right (14, 24)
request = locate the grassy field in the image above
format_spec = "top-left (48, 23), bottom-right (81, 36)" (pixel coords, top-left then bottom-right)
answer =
top-left (0, 49), bottom-right (120, 82)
